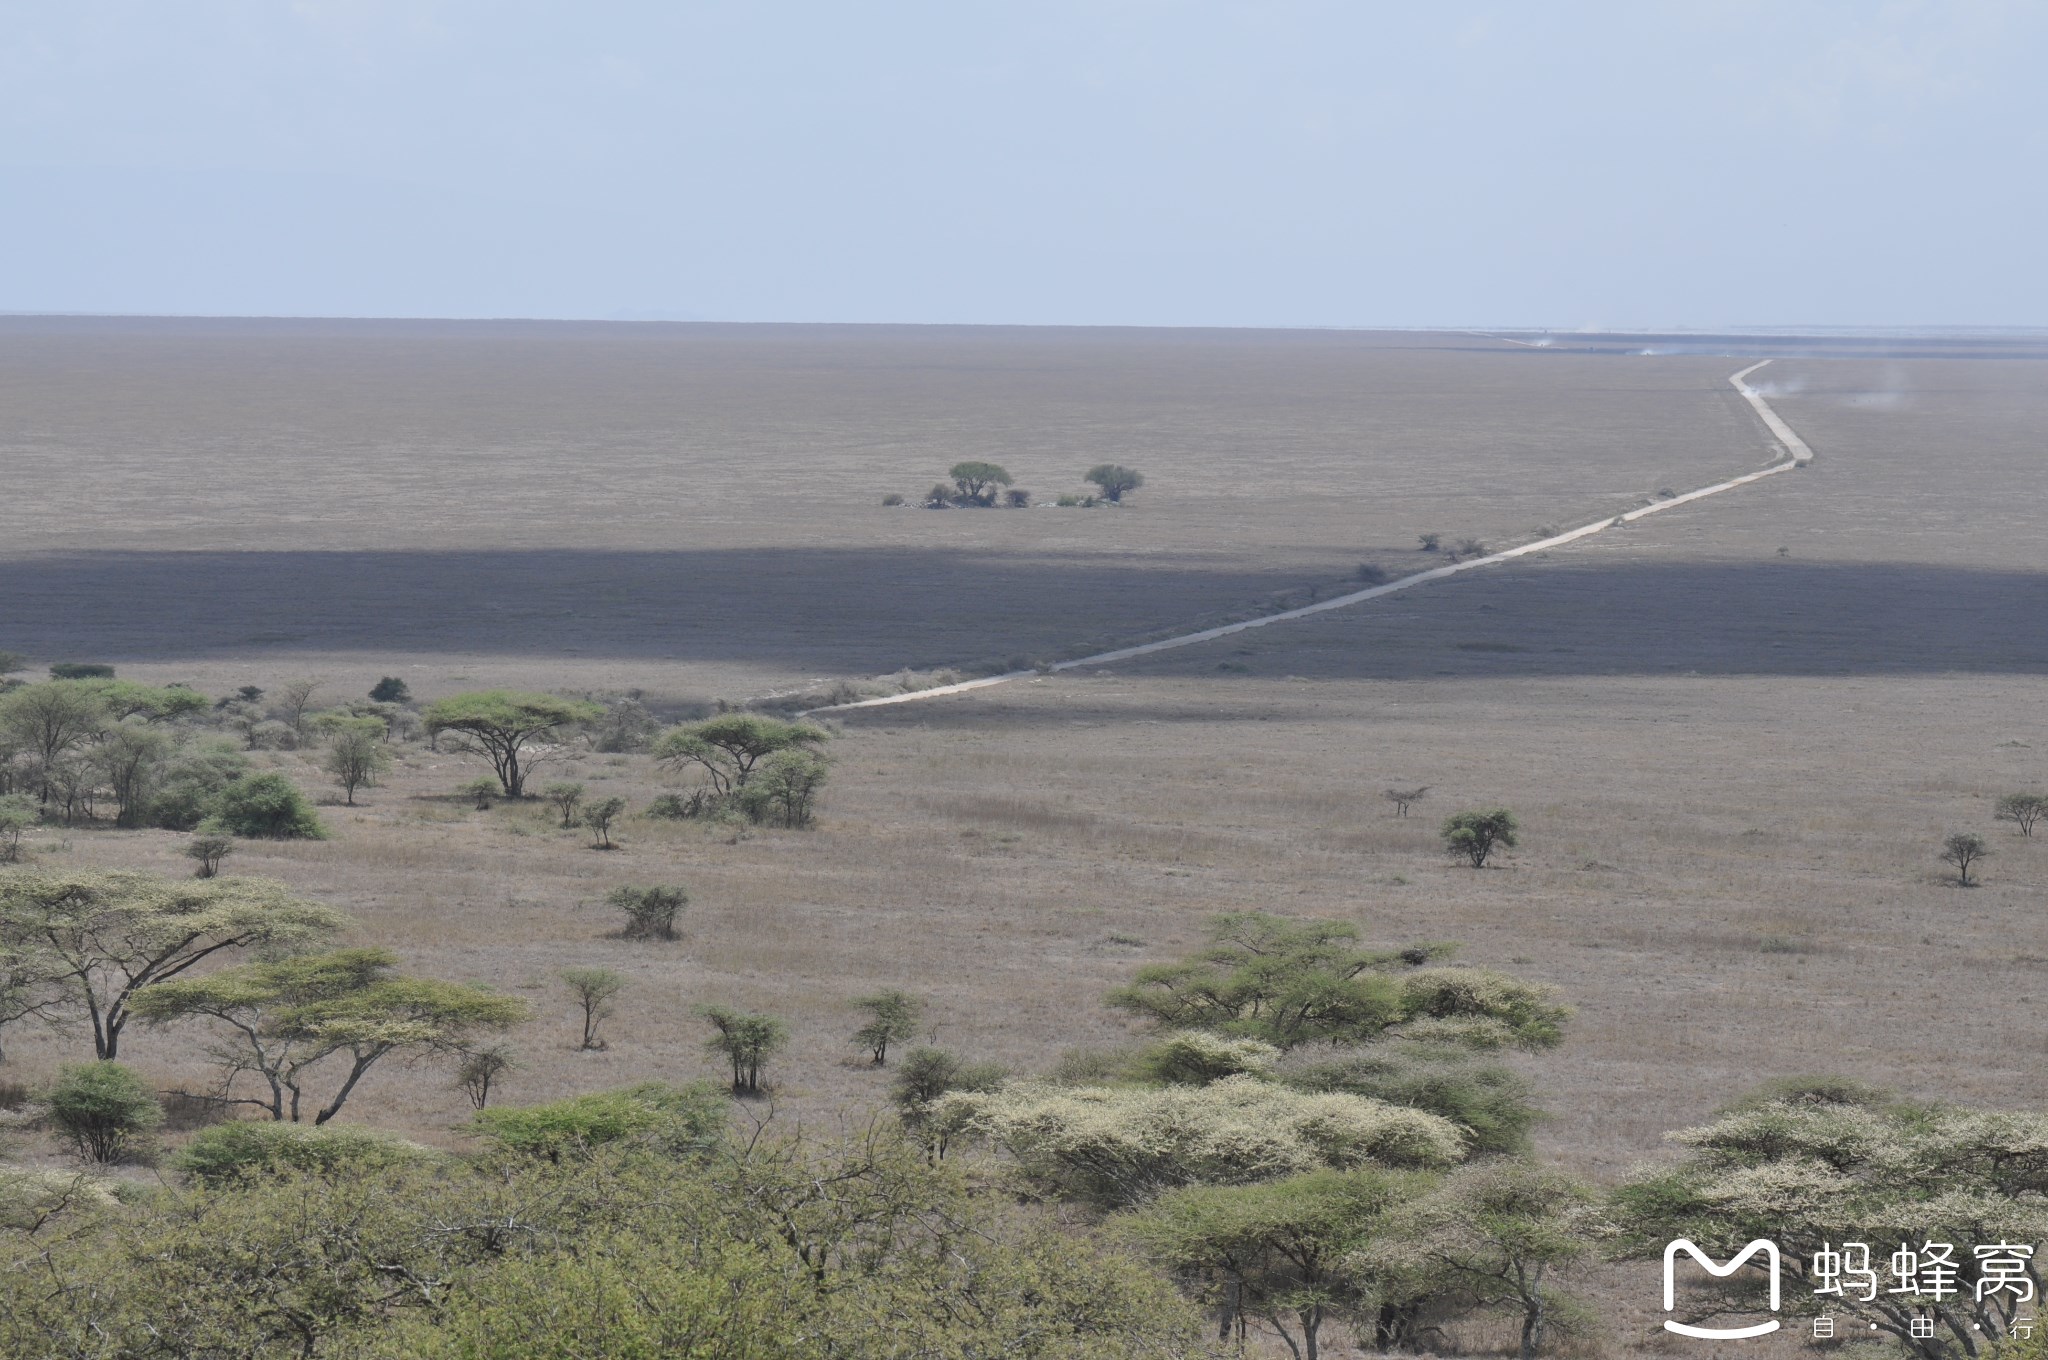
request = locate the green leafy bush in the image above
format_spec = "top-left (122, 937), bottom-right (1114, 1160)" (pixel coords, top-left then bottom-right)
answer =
top-left (135, 739), bottom-right (249, 830)
top-left (177, 1121), bottom-right (437, 1185)
top-left (46, 1062), bottom-right (163, 1163)
top-left (202, 772), bottom-right (325, 839)
top-left (470, 1082), bottom-right (727, 1161)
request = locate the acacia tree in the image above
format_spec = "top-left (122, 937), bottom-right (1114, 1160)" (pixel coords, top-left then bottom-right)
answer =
top-left (323, 719), bottom-right (390, 806)
top-left (1084, 464), bottom-right (1144, 503)
top-left (1123, 1168), bottom-right (1423, 1360)
top-left (654, 715), bottom-right (828, 800)
top-left (543, 781), bottom-right (585, 828)
top-left (89, 723), bottom-right (169, 828)
top-left (133, 947), bottom-right (526, 1123)
top-left (948, 461), bottom-right (1013, 506)
top-left (453, 1043), bottom-right (515, 1110)
top-left (741, 748), bottom-right (831, 828)
top-left (1942, 831), bottom-right (1988, 885)
top-left (424, 691), bottom-right (601, 797)
top-left (560, 967), bottom-right (625, 1050)
top-left (0, 870), bottom-right (346, 1060)
top-left (1441, 809), bottom-right (1518, 868)
top-left (0, 681), bottom-right (107, 804)
top-left (1995, 793), bottom-right (2045, 838)
top-left (851, 989), bottom-right (923, 1066)
top-left (582, 796), bottom-right (626, 848)
top-left (0, 795), bottom-right (34, 865)
top-left (274, 678), bottom-right (324, 742)
top-left (698, 1004), bottom-right (787, 1094)
top-left (1365, 1161), bottom-right (1602, 1360)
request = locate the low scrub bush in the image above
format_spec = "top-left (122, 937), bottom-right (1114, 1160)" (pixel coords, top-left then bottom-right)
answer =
top-left (46, 1062), bottom-right (163, 1164)
top-left (608, 883), bottom-right (686, 940)
top-left (469, 1082), bottom-right (726, 1161)
top-left (177, 1121), bottom-right (437, 1185)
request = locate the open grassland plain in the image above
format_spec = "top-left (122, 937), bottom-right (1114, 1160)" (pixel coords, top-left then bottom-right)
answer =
top-left (0, 317), bottom-right (1775, 697)
top-left (3, 322), bottom-right (2045, 1355)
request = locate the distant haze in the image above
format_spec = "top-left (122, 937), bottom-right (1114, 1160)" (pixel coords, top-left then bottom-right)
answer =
top-left (3, 1), bottom-right (2044, 328)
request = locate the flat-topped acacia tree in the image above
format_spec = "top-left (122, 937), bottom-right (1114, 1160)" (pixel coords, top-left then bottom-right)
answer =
top-left (424, 691), bottom-right (602, 797)
top-left (653, 714), bottom-right (828, 801)
top-left (1084, 463), bottom-right (1144, 503)
top-left (134, 947), bottom-right (527, 1124)
top-left (948, 461), bottom-right (1012, 507)
top-left (0, 870), bottom-right (347, 1060)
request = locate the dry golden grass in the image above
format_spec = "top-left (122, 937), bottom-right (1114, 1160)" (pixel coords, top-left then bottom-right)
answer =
top-left (5, 322), bottom-right (2046, 1355)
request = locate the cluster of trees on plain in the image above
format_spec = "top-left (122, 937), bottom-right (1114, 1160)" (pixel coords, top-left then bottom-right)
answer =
top-left (1938, 790), bottom-right (2043, 886)
top-left (0, 666), bottom-right (836, 869)
top-left (883, 461), bottom-right (1144, 510)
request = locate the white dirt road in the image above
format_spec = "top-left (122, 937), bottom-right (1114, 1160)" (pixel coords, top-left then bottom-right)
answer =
top-left (807, 361), bottom-right (1811, 714)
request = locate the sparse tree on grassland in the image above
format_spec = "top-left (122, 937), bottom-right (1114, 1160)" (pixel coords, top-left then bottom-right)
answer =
top-left (275, 678), bottom-right (324, 741)
top-left (653, 714), bottom-right (828, 800)
top-left (46, 1061), bottom-right (163, 1164)
top-left (453, 1043), bottom-right (516, 1110)
top-left (1441, 808), bottom-right (1518, 868)
top-left (323, 720), bottom-right (390, 806)
top-left (923, 482), bottom-right (955, 509)
top-left (851, 989), bottom-right (923, 1066)
top-left (132, 947), bottom-right (526, 1124)
top-left (697, 1004), bottom-right (787, 1095)
top-left (367, 676), bottom-right (410, 704)
top-left (740, 748), bottom-right (830, 827)
top-left (0, 869), bottom-right (346, 1060)
top-left (1942, 831), bottom-right (1988, 886)
top-left (423, 691), bottom-right (602, 797)
top-left (1384, 786), bottom-right (1429, 818)
top-left (1084, 464), bottom-right (1144, 503)
top-left (607, 884), bottom-right (685, 941)
top-left (583, 796), bottom-right (626, 848)
top-left (1996, 793), bottom-right (2046, 838)
top-left (458, 777), bottom-right (497, 811)
top-left (184, 834), bottom-right (235, 879)
top-left (560, 967), bottom-right (625, 1051)
top-left (0, 794), bottom-right (34, 864)
top-left (949, 461), bottom-right (1012, 506)
top-left (543, 781), bottom-right (584, 828)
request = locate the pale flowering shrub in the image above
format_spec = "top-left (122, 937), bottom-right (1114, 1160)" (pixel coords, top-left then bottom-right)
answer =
top-left (1615, 1079), bottom-right (2048, 1357)
top-left (936, 1074), bottom-right (1465, 1207)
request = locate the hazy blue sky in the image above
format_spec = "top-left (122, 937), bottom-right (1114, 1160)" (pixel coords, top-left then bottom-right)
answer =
top-left (3, 1), bottom-right (2042, 327)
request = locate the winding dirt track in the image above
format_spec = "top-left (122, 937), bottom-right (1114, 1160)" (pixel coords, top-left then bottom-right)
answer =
top-left (808, 361), bottom-right (1811, 715)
